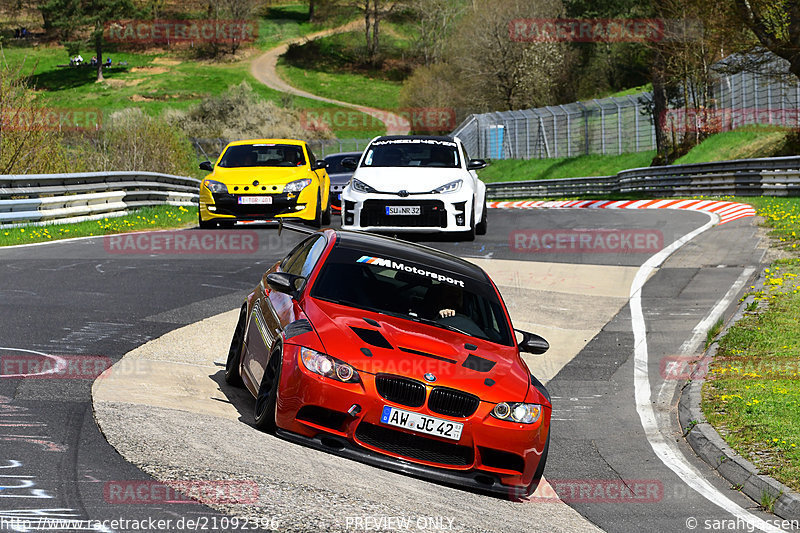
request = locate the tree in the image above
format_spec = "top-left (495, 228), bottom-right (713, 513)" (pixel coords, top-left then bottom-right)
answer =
top-left (408, 0), bottom-right (468, 65)
top-left (733, 0), bottom-right (800, 80)
top-left (39, 0), bottom-right (137, 82)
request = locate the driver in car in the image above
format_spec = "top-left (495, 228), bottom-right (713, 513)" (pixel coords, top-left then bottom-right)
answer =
top-left (437, 284), bottom-right (463, 318)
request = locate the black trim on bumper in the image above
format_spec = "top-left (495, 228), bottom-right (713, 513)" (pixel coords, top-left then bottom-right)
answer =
top-left (210, 192), bottom-right (304, 219)
top-left (275, 428), bottom-right (516, 498)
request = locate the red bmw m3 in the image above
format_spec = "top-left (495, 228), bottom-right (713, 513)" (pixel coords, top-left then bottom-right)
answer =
top-left (225, 226), bottom-right (551, 498)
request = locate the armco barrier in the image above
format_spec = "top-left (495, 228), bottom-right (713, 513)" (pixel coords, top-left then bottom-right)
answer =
top-left (0, 171), bottom-right (200, 227)
top-left (486, 155), bottom-right (800, 200)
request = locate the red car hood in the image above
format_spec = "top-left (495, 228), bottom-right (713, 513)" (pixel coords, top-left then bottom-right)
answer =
top-left (304, 297), bottom-right (532, 404)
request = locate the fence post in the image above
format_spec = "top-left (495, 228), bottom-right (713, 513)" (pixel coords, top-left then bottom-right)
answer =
top-left (576, 101), bottom-right (589, 155)
top-left (558, 105), bottom-right (571, 157)
top-left (626, 95), bottom-right (640, 152)
top-left (613, 99), bottom-right (622, 155)
top-left (593, 99), bottom-right (606, 155)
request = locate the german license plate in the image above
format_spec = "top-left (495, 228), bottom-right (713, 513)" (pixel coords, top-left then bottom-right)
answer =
top-left (386, 206), bottom-right (420, 216)
top-left (238, 196), bottom-right (272, 205)
top-left (380, 406), bottom-right (463, 441)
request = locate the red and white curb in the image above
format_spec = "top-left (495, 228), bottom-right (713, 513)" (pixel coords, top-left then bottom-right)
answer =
top-left (487, 199), bottom-right (757, 225)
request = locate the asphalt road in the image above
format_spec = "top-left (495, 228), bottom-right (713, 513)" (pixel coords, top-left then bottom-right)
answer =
top-left (0, 208), bottom-right (777, 532)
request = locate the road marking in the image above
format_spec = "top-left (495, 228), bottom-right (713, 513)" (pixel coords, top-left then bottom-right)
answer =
top-left (0, 348), bottom-right (66, 379)
top-left (630, 214), bottom-right (781, 532)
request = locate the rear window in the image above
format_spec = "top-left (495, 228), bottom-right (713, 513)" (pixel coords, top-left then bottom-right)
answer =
top-left (219, 144), bottom-right (306, 168)
top-left (310, 245), bottom-right (513, 346)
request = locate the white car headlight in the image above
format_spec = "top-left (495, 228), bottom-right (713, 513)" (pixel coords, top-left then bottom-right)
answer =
top-left (350, 178), bottom-right (377, 194)
top-left (432, 179), bottom-right (462, 194)
top-left (203, 179), bottom-right (228, 194)
top-left (300, 347), bottom-right (360, 383)
top-left (284, 179), bottom-right (312, 193)
top-left (491, 402), bottom-right (542, 424)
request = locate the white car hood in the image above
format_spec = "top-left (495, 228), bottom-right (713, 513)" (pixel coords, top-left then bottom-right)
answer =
top-left (353, 167), bottom-right (467, 193)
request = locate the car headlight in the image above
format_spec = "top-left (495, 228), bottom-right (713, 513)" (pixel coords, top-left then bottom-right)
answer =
top-left (284, 179), bottom-right (312, 193)
top-left (300, 347), bottom-right (360, 383)
top-left (203, 179), bottom-right (228, 194)
top-left (432, 179), bottom-right (462, 194)
top-left (350, 178), bottom-right (377, 194)
top-left (491, 402), bottom-right (542, 424)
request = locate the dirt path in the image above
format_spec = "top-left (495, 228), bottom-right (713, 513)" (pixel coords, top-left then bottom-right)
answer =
top-left (250, 20), bottom-right (410, 136)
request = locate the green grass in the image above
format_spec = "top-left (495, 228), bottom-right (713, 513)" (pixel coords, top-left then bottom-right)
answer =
top-left (0, 205), bottom-right (196, 246)
top-left (674, 126), bottom-right (792, 165)
top-left (278, 28), bottom-right (412, 111)
top-left (476, 151), bottom-right (656, 183)
top-left (701, 197), bottom-right (800, 492)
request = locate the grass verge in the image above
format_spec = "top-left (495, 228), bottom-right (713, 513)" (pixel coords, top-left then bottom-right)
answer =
top-left (702, 196), bottom-right (800, 493)
top-left (0, 205), bottom-right (197, 246)
top-left (477, 151), bottom-right (656, 183)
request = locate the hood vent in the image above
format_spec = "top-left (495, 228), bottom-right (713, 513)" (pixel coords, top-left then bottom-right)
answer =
top-left (398, 346), bottom-right (457, 364)
top-left (462, 354), bottom-right (496, 373)
top-left (350, 327), bottom-right (393, 349)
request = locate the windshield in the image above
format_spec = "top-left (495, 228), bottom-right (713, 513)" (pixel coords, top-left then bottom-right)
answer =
top-left (324, 154), bottom-right (358, 174)
top-left (310, 245), bottom-right (513, 346)
top-left (218, 144), bottom-right (306, 168)
top-left (362, 139), bottom-right (460, 168)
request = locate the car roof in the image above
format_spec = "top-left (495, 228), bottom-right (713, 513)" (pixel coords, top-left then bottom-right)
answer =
top-left (332, 230), bottom-right (489, 283)
top-left (226, 139), bottom-right (306, 147)
top-left (371, 135), bottom-right (456, 143)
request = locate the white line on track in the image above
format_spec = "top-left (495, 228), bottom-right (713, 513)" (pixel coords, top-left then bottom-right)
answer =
top-left (630, 214), bottom-right (782, 533)
top-left (0, 347), bottom-right (67, 378)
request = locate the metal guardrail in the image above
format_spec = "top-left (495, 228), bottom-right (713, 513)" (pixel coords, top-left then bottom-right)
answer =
top-left (486, 155), bottom-right (800, 200)
top-left (0, 171), bottom-right (200, 226)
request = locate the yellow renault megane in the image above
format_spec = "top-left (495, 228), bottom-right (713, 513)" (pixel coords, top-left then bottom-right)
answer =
top-left (198, 139), bottom-right (331, 228)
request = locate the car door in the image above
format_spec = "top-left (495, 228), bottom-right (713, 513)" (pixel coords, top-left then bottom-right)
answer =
top-left (242, 235), bottom-right (328, 387)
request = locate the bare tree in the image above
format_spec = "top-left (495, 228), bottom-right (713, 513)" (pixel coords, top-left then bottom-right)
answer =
top-left (409, 0), bottom-right (468, 65)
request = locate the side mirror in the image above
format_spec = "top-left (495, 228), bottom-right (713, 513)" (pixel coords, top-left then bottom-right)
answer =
top-left (199, 161), bottom-right (213, 171)
top-left (313, 160), bottom-right (328, 170)
top-left (516, 330), bottom-right (549, 354)
top-left (266, 272), bottom-right (305, 297)
top-left (467, 159), bottom-right (488, 171)
top-left (340, 157), bottom-right (358, 170)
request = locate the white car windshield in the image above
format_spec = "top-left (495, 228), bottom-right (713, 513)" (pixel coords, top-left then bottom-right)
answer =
top-left (362, 139), bottom-right (460, 168)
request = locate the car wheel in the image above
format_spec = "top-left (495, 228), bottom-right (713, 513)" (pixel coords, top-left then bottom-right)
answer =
top-left (308, 193), bottom-right (323, 229)
top-left (253, 347), bottom-right (282, 432)
top-left (475, 201), bottom-right (488, 236)
top-left (527, 432), bottom-right (550, 497)
top-left (198, 212), bottom-right (216, 229)
top-left (224, 305), bottom-right (247, 387)
top-left (461, 206), bottom-right (476, 242)
top-left (321, 197), bottom-right (332, 226)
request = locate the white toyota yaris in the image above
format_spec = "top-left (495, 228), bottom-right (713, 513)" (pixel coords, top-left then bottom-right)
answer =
top-left (339, 135), bottom-right (489, 240)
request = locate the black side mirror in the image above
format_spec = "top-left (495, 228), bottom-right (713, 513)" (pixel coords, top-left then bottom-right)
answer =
top-left (313, 160), bottom-right (328, 170)
top-left (467, 159), bottom-right (488, 171)
top-left (516, 330), bottom-right (549, 354)
top-left (340, 157), bottom-right (358, 170)
top-left (199, 161), bottom-right (213, 171)
top-left (266, 272), bottom-right (305, 297)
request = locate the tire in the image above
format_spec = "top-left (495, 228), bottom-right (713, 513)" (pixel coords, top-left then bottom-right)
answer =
top-left (475, 201), bottom-right (488, 236)
top-left (461, 206), bottom-right (476, 242)
top-left (253, 347), bottom-right (283, 432)
top-left (224, 305), bottom-right (247, 387)
top-left (526, 432), bottom-right (550, 497)
top-left (198, 212), bottom-right (216, 229)
top-left (321, 196), bottom-right (332, 226)
top-left (308, 193), bottom-right (323, 229)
